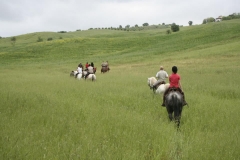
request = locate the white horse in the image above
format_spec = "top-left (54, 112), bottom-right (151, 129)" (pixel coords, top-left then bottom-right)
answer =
top-left (147, 77), bottom-right (170, 94)
top-left (82, 70), bottom-right (96, 81)
top-left (70, 70), bottom-right (96, 81)
top-left (85, 74), bottom-right (96, 81)
top-left (70, 70), bottom-right (82, 80)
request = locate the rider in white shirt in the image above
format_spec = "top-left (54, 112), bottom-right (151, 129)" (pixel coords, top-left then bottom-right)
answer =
top-left (152, 66), bottom-right (168, 90)
top-left (75, 64), bottom-right (83, 78)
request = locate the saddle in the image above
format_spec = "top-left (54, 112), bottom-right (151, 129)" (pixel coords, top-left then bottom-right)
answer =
top-left (165, 87), bottom-right (183, 96)
top-left (153, 81), bottom-right (166, 90)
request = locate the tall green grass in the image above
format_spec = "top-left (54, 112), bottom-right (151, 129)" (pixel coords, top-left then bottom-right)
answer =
top-left (0, 19), bottom-right (240, 159)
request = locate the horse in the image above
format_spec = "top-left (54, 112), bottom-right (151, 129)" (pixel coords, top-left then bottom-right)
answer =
top-left (147, 77), bottom-right (169, 94)
top-left (70, 70), bottom-right (83, 80)
top-left (70, 71), bottom-right (75, 77)
top-left (81, 70), bottom-right (96, 81)
top-left (85, 74), bottom-right (96, 81)
top-left (165, 89), bottom-right (184, 127)
top-left (101, 66), bottom-right (110, 73)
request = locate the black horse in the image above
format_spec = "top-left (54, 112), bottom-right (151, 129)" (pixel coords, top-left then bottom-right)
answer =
top-left (165, 89), bottom-right (184, 127)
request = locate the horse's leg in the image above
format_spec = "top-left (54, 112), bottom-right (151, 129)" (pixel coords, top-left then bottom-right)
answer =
top-left (152, 87), bottom-right (156, 93)
top-left (167, 107), bottom-right (173, 121)
top-left (168, 112), bottom-right (173, 121)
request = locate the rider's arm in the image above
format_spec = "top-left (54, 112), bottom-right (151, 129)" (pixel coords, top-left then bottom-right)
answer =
top-left (155, 72), bottom-right (159, 79)
top-left (165, 72), bottom-right (169, 78)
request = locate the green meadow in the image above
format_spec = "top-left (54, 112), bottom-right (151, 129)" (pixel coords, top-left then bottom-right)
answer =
top-left (0, 20), bottom-right (240, 159)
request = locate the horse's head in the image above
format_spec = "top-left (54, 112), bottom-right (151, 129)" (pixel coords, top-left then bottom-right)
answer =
top-left (147, 77), bottom-right (157, 87)
top-left (70, 71), bottom-right (75, 77)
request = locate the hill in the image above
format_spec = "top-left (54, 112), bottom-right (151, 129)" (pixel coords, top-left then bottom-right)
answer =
top-left (1, 19), bottom-right (239, 67)
top-left (0, 19), bottom-right (240, 159)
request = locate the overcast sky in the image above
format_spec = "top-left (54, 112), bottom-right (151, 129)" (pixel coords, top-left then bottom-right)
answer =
top-left (0, 0), bottom-right (239, 37)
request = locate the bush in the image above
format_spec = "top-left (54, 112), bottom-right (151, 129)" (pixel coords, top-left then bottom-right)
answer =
top-left (37, 37), bottom-right (43, 42)
top-left (202, 17), bottom-right (215, 24)
top-left (166, 29), bottom-right (171, 34)
top-left (222, 16), bottom-right (232, 20)
top-left (171, 23), bottom-right (180, 32)
top-left (47, 37), bottom-right (53, 41)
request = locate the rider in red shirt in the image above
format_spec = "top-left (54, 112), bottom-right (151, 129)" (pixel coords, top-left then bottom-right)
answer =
top-left (169, 73), bottom-right (180, 88)
top-left (162, 66), bottom-right (187, 106)
top-left (85, 62), bottom-right (89, 69)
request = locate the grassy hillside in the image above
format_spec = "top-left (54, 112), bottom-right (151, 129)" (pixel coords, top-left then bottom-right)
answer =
top-left (0, 19), bottom-right (240, 159)
top-left (1, 19), bottom-right (239, 66)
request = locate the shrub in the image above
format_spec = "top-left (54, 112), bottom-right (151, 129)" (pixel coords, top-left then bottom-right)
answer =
top-left (47, 37), bottom-right (53, 41)
top-left (222, 16), bottom-right (232, 20)
top-left (37, 36), bottom-right (43, 42)
top-left (166, 29), bottom-right (171, 34)
top-left (171, 23), bottom-right (180, 32)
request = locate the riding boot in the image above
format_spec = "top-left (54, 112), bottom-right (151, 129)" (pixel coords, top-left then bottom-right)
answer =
top-left (183, 100), bottom-right (187, 106)
top-left (182, 93), bottom-right (188, 106)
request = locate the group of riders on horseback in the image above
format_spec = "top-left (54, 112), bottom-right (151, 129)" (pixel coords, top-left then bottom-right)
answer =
top-left (75, 62), bottom-right (96, 79)
top-left (75, 61), bottom-right (110, 79)
top-left (151, 65), bottom-right (187, 107)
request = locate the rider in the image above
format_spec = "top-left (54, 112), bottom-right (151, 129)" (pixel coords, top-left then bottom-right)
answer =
top-left (161, 66), bottom-right (187, 107)
top-left (91, 62), bottom-right (94, 68)
top-left (85, 62), bottom-right (89, 69)
top-left (78, 63), bottom-right (84, 70)
top-left (152, 66), bottom-right (168, 90)
top-left (75, 64), bottom-right (83, 78)
top-left (85, 63), bottom-right (94, 79)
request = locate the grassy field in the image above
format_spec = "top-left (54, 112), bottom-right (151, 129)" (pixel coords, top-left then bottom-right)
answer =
top-left (0, 19), bottom-right (240, 159)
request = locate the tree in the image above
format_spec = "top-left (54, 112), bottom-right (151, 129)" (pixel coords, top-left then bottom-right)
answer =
top-left (188, 21), bottom-right (193, 26)
top-left (11, 37), bottom-right (16, 46)
top-left (162, 23), bottom-right (165, 25)
top-left (171, 23), bottom-right (180, 32)
top-left (135, 24), bottom-right (138, 28)
top-left (125, 25), bottom-right (130, 29)
top-left (143, 23), bottom-right (149, 26)
top-left (202, 17), bottom-right (215, 24)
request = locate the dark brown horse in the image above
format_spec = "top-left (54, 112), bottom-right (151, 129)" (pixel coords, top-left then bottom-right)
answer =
top-left (101, 66), bottom-right (110, 73)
